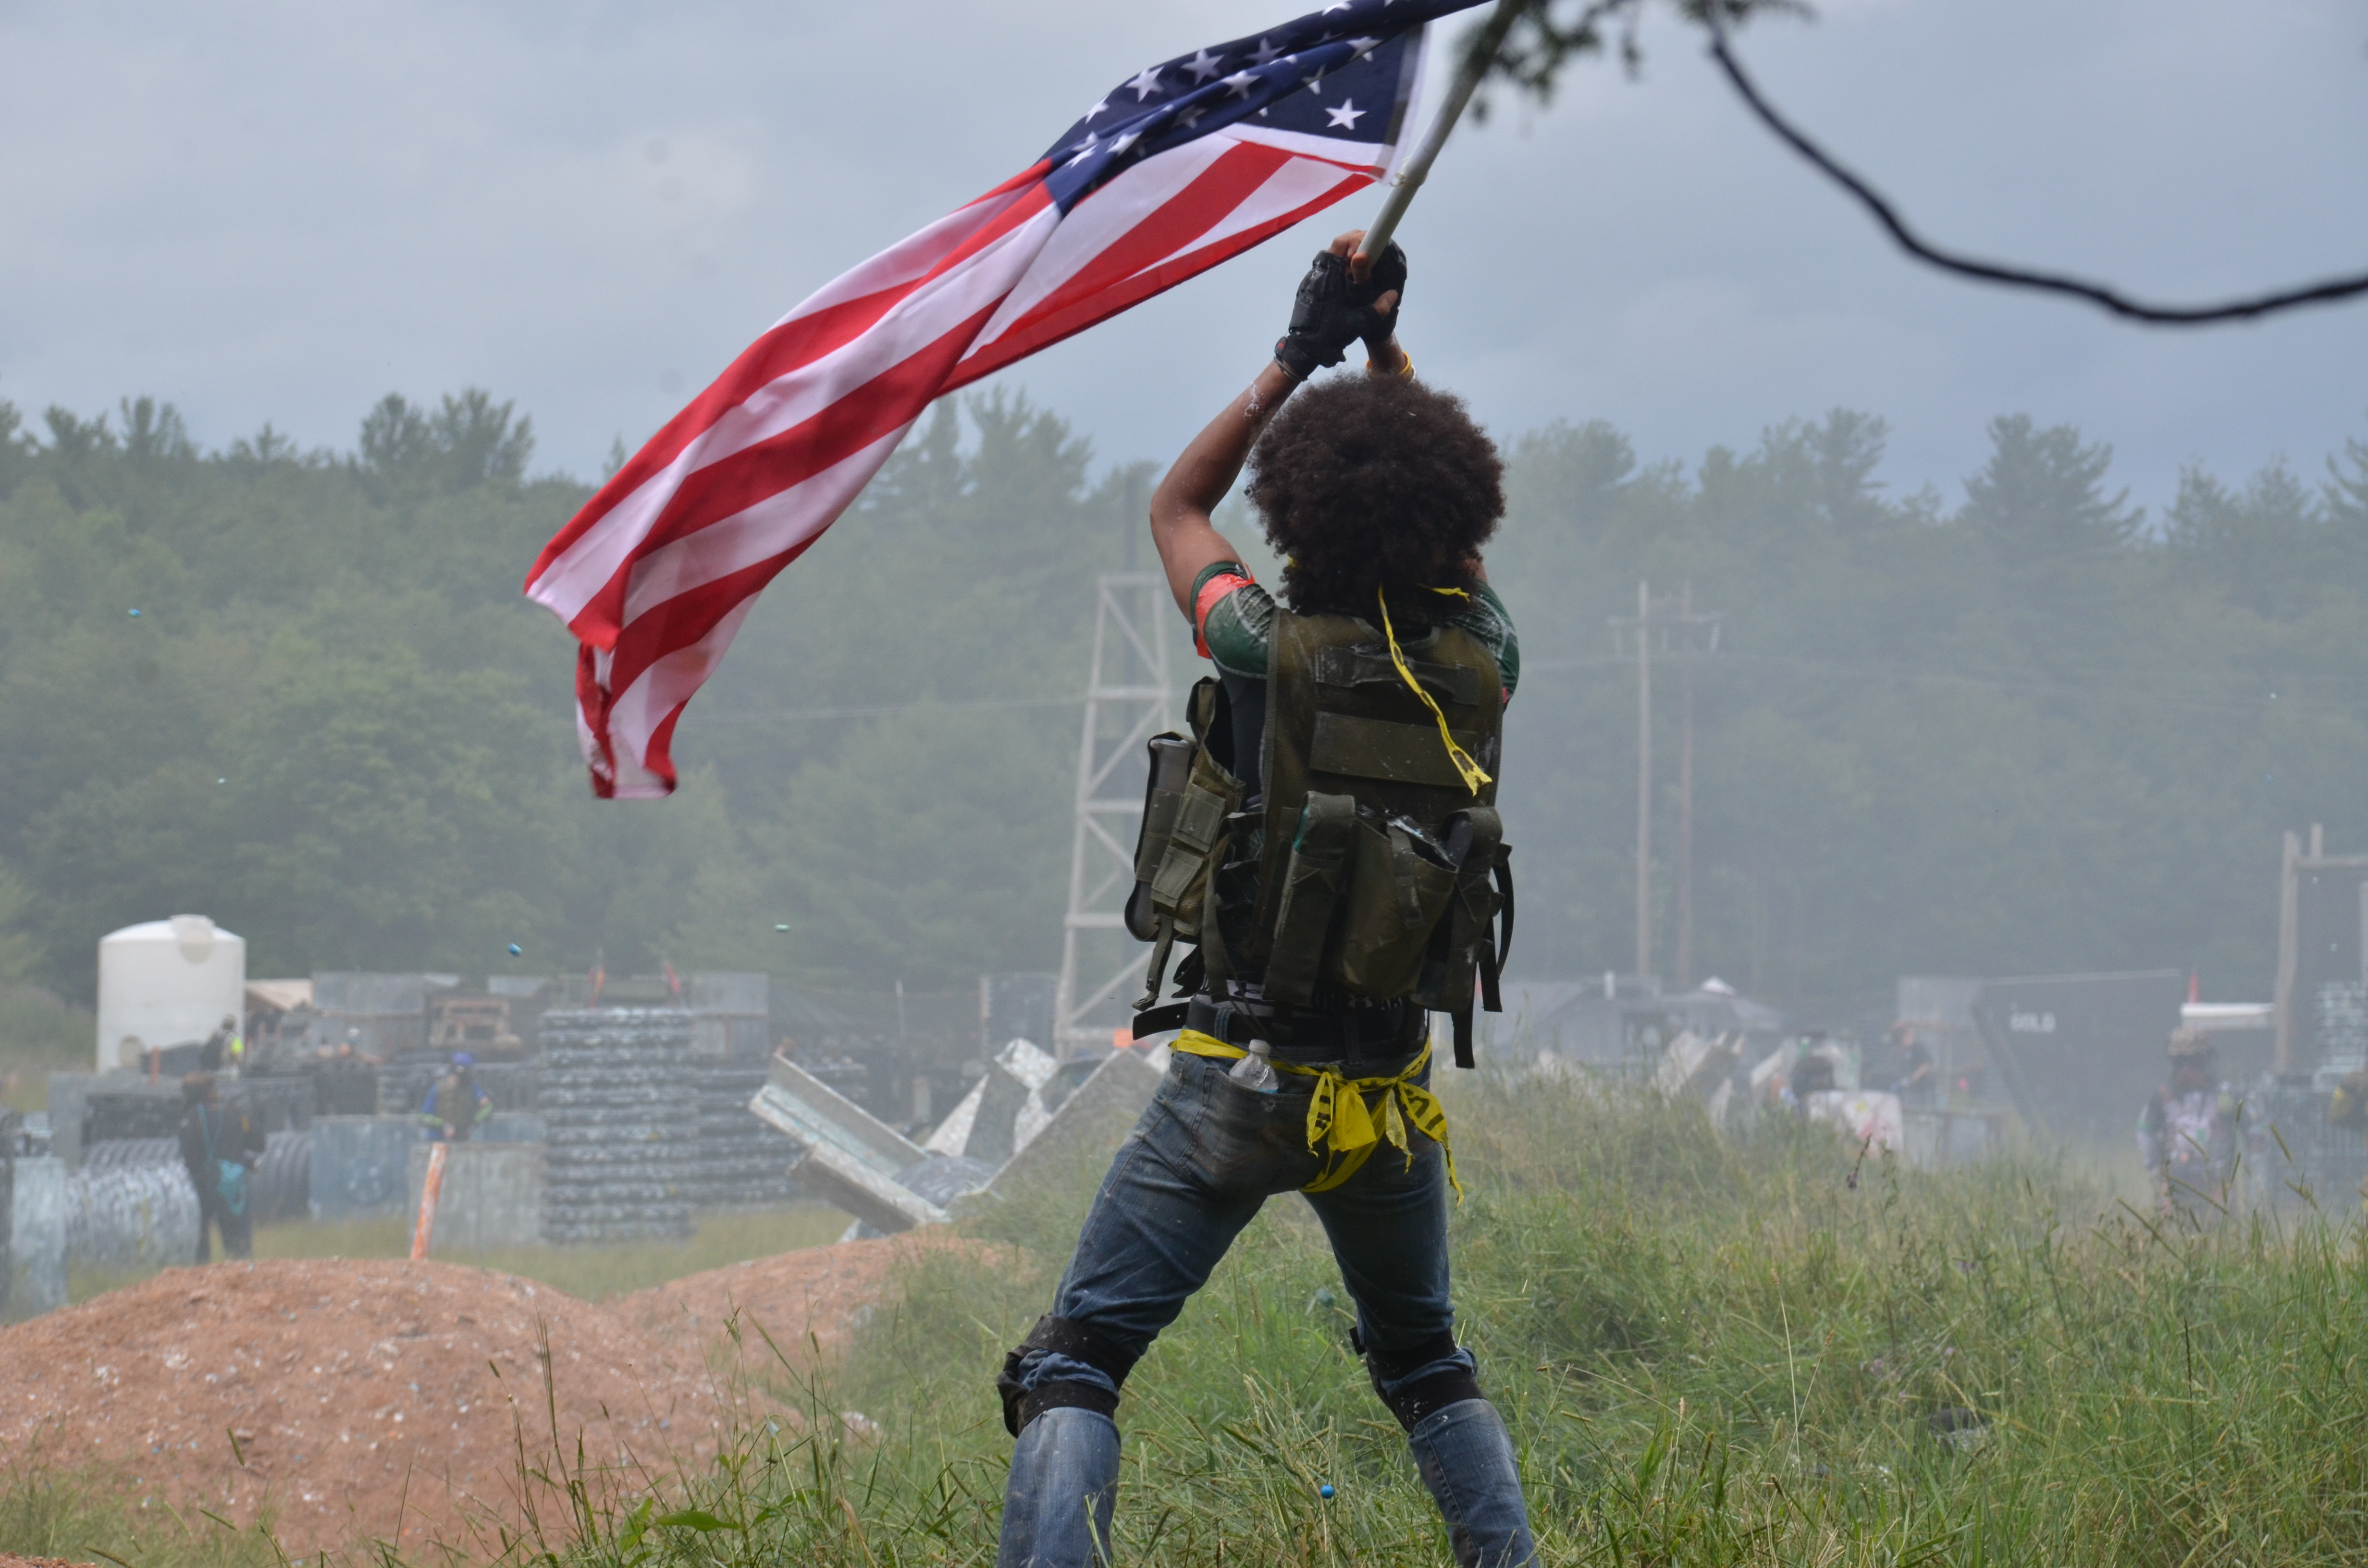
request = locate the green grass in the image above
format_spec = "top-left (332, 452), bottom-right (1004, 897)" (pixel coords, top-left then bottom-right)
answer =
top-left (545, 1074), bottom-right (2368, 1568)
top-left (64, 1204), bottom-right (854, 1306)
top-left (0, 1455), bottom-right (289, 1568)
top-left (16, 1077), bottom-right (2368, 1566)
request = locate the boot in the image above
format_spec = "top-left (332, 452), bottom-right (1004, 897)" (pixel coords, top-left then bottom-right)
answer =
top-left (1409, 1398), bottom-right (1535, 1568)
top-left (998, 1406), bottom-right (1120, 1568)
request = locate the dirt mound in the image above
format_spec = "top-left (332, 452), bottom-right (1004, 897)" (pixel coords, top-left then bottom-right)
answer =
top-left (0, 1259), bottom-right (741, 1559)
top-left (612, 1232), bottom-right (1014, 1370)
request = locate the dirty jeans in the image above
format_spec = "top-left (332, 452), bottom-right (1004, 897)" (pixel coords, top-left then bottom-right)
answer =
top-left (999, 1045), bottom-right (1531, 1566)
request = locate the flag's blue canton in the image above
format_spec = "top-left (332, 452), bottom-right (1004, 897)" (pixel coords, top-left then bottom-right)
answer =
top-left (1037, 0), bottom-right (1492, 213)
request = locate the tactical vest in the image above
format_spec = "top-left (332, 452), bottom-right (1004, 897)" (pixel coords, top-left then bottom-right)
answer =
top-left (1125, 600), bottom-right (1513, 1065)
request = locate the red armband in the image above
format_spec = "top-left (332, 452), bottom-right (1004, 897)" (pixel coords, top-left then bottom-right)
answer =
top-left (1193, 570), bottom-right (1256, 659)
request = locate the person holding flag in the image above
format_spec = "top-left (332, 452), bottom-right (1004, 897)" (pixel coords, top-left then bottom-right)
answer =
top-left (528, 4), bottom-right (1531, 1562)
top-left (991, 229), bottom-right (1529, 1568)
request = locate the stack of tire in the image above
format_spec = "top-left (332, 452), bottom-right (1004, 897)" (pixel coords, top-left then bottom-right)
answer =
top-left (679, 1060), bottom-right (802, 1211)
top-left (249, 1130), bottom-right (311, 1225)
top-left (65, 1151), bottom-right (199, 1271)
top-left (537, 1008), bottom-right (696, 1243)
top-left (82, 1137), bottom-right (179, 1171)
top-left (80, 1131), bottom-right (311, 1226)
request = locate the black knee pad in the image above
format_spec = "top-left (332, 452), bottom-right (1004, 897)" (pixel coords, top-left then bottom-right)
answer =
top-left (997, 1314), bottom-right (1142, 1436)
top-left (1354, 1325), bottom-right (1485, 1433)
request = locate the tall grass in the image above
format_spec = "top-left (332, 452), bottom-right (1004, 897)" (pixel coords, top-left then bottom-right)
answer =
top-left (548, 1073), bottom-right (2368, 1568)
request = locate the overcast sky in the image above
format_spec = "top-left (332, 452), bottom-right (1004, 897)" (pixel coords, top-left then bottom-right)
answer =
top-left (4, 0), bottom-right (2365, 516)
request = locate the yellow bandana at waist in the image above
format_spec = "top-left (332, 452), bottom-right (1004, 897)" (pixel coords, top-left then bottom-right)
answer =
top-left (1171, 1029), bottom-right (1461, 1199)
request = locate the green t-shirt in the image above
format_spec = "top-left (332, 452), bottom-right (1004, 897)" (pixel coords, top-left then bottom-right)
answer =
top-left (1188, 562), bottom-right (1520, 698)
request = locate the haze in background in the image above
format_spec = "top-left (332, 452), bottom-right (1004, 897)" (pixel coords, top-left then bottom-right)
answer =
top-left (2, 0), bottom-right (2363, 507)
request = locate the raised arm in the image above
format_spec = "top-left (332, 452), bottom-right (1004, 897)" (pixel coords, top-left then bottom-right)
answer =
top-left (1147, 229), bottom-right (1407, 616)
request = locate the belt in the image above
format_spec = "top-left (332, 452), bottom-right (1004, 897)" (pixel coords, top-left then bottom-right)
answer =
top-left (1131, 995), bottom-right (1419, 1060)
top-left (1170, 1030), bottom-right (1460, 1199)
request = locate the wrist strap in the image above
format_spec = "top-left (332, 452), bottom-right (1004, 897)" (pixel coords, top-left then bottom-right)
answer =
top-left (1367, 352), bottom-right (1415, 380)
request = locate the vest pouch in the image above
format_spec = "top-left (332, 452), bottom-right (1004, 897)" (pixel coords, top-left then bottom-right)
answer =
top-left (1124, 734), bottom-right (1197, 941)
top-left (1146, 747), bottom-right (1243, 940)
top-left (1260, 792), bottom-right (1358, 1007)
top-left (1414, 807), bottom-right (1504, 1014)
top-left (1332, 813), bottom-right (1458, 1000)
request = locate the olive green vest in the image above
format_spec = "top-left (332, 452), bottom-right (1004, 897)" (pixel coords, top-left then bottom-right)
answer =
top-left (1126, 600), bottom-right (1512, 1063)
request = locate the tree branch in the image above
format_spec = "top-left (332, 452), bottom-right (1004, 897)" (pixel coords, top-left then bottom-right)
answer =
top-left (1698, 1), bottom-right (2368, 325)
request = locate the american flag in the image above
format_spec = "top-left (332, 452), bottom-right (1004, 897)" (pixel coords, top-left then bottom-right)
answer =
top-left (526, 0), bottom-right (1492, 798)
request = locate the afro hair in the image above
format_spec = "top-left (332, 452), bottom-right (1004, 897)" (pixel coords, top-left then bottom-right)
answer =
top-left (1244, 373), bottom-right (1504, 616)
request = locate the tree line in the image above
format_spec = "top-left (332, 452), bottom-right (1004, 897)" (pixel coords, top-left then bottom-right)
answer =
top-left (0, 386), bottom-right (2360, 1028)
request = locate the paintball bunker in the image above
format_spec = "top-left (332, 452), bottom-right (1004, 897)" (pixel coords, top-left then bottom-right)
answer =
top-left (1973, 969), bottom-right (2185, 1145)
top-left (4, 1155), bottom-right (68, 1322)
top-left (752, 1037), bottom-right (1167, 1234)
top-left (407, 1142), bottom-right (544, 1251)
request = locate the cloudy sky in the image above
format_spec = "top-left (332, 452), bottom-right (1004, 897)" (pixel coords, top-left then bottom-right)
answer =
top-left (4, 0), bottom-right (2364, 514)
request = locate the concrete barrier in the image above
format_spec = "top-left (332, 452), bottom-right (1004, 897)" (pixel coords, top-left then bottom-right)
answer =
top-left (405, 1142), bottom-right (545, 1253)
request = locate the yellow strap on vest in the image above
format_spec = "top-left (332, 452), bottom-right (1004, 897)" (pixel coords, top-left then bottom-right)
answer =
top-left (1171, 1029), bottom-right (1461, 1199)
top-left (1376, 586), bottom-right (1491, 796)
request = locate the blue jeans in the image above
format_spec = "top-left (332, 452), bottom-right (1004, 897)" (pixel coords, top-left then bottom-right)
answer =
top-left (1000, 1046), bottom-right (1533, 1566)
top-left (1010, 1045), bottom-right (1471, 1400)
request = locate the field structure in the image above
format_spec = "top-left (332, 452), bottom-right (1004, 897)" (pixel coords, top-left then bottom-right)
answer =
top-left (5, 1072), bottom-right (2368, 1568)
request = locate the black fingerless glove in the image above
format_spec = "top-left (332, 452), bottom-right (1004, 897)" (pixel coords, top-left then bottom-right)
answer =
top-left (1273, 242), bottom-right (1409, 380)
top-left (1356, 241), bottom-right (1407, 360)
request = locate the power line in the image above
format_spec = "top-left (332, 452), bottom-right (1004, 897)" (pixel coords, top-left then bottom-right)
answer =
top-left (1699, 2), bottom-right (2368, 325)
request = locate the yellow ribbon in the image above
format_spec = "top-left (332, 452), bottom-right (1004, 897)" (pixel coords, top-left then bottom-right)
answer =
top-left (1171, 1029), bottom-right (1461, 1200)
top-left (1377, 586), bottom-right (1491, 795)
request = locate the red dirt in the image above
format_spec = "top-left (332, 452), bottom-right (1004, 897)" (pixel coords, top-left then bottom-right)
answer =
top-left (611, 1232), bottom-right (1013, 1370)
top-left (0, 1259), bottom-right (747, 1560)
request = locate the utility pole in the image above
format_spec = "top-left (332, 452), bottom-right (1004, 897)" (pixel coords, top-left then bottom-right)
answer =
top-left (1635, 582), bottom-right (1653, 981)
top-left (1611, 582), bottom-right (1654, 982)
top-left (1675, 581), bottom-right (1721, 988)
top-left (1610, 582), bottom-right (1722, 989)
top-left (1677, 581), bottom-right (1695, 989)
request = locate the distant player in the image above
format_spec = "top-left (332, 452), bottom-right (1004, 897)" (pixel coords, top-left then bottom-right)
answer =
top-left (2138, 1028), bottom-right (2242, 1220)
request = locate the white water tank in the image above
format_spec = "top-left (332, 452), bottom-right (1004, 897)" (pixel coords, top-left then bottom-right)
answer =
top-left (94, 915), bottom-right (246, 1070)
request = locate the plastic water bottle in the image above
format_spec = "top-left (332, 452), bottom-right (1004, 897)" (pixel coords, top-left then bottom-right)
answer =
top-left (1227, 1039), bottom-right (1279, 1093)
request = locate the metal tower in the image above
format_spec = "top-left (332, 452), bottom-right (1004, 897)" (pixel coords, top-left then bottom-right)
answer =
top-left (1052, 572), bottom-right (1172, 1054)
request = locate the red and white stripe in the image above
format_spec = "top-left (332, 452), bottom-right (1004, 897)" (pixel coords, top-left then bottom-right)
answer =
top-left (528, 128), bottom-right (1400, 798)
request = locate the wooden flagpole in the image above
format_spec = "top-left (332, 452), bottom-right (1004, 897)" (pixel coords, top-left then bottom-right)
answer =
top-left (1356, 0), bottom-right (1525, 270)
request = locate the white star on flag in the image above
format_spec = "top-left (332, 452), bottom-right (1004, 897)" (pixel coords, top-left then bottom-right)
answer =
top-left (1325, 98), bottom-right (1367, 128)
top-left (1126, 66), bottom-right (1164, 99)
top-left (1181, 47), bottom-right (1225, 83)
top-left (1249, 37), bottom-right (1284, 67)
top-left (1221, 69), bottom-right (1259, 97)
